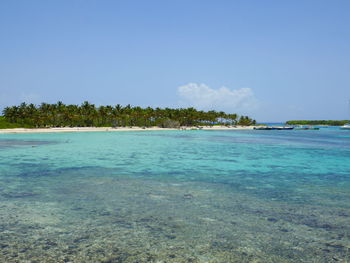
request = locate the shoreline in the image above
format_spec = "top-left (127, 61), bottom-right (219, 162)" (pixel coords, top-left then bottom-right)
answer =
top-left (0, 126), bottom-right (256, 134)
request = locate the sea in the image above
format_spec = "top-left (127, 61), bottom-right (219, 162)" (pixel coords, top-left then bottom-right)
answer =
top-left (0, 127), bottom-right (350, 262)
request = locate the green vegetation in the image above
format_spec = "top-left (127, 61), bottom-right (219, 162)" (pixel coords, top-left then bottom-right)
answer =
top-left (2, 101), bottom-right (256, 129)
top-left (286, 120), bottom-right (349, 126)
top-left (0, 116), bottom-right (32, 129)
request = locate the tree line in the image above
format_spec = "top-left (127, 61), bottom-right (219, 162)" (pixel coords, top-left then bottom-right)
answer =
top-left (2, 101), bottom-right (256, 128)
top-left (286, 120), bottom-right (349, 126)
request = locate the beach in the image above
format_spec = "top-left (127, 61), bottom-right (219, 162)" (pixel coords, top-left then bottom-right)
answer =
top-left (0, 125), bottom-right (256, 134)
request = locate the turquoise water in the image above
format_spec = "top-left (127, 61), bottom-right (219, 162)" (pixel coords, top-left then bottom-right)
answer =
top-left (0, 129), bottom-right (350, 262)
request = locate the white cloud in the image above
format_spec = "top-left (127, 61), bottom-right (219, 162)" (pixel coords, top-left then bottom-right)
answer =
top-left (177, 83), bottom-right (259, 113)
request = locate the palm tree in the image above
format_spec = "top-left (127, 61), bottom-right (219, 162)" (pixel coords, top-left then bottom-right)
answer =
top-left (2, 101), bottom-right (256, 128)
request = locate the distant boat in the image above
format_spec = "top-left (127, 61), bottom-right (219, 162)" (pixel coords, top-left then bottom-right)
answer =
top-left (254, 126), bottom-right (294, 130)
top-left (254, 127), bottom-right (271, 130)
top-left (340, 124), bottom-right (350, 130)
top-left (341, 100), bottom-right (350, 130)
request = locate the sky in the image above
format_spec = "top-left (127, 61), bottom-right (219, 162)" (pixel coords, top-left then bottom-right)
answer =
top-left (0, 0), bottom-right (349, 122)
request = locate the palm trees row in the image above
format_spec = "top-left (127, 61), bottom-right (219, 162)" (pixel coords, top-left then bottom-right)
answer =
top-left (2, 101), bottom-right (256, 128)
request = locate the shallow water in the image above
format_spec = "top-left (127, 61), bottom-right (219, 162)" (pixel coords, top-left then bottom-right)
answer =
top-left (0, 129), bottom-right (350, 262)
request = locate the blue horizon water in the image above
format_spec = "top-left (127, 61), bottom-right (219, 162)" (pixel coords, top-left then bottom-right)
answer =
top-left (1, 128), bottom-right (350, 262)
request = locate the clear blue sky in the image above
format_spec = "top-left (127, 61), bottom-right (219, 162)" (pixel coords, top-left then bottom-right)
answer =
top-left (1, 0), bottom-right (349, 121)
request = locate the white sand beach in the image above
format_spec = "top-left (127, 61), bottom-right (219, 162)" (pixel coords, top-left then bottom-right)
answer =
top-left (0, 126), bottom-right (256, 134)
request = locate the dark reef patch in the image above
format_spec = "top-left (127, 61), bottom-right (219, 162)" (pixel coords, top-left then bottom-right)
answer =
top-left (0, 139), bottom-right (57, 148)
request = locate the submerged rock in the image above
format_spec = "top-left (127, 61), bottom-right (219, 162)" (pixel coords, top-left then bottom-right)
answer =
top-left (2, 192), bottom-right (39, 198)
top-left (267, 217), bottom-right (278, 223)
top-left (183, 193), bottom-right (194, 200)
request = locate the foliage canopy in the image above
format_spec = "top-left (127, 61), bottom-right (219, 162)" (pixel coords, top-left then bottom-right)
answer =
top-left (2, 101), bottom-right (256, 128)
top-left (286, 120), bottom-right (349, 126)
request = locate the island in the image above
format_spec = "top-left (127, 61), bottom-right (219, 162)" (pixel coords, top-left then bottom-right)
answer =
top-left (286, 120), bottom-right (349, 126)
top-left (0, 101), bottom-right (256, 132)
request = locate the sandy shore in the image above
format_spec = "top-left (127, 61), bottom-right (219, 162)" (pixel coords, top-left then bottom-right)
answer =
top-left (0, 126), bottom-right (256, 134)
